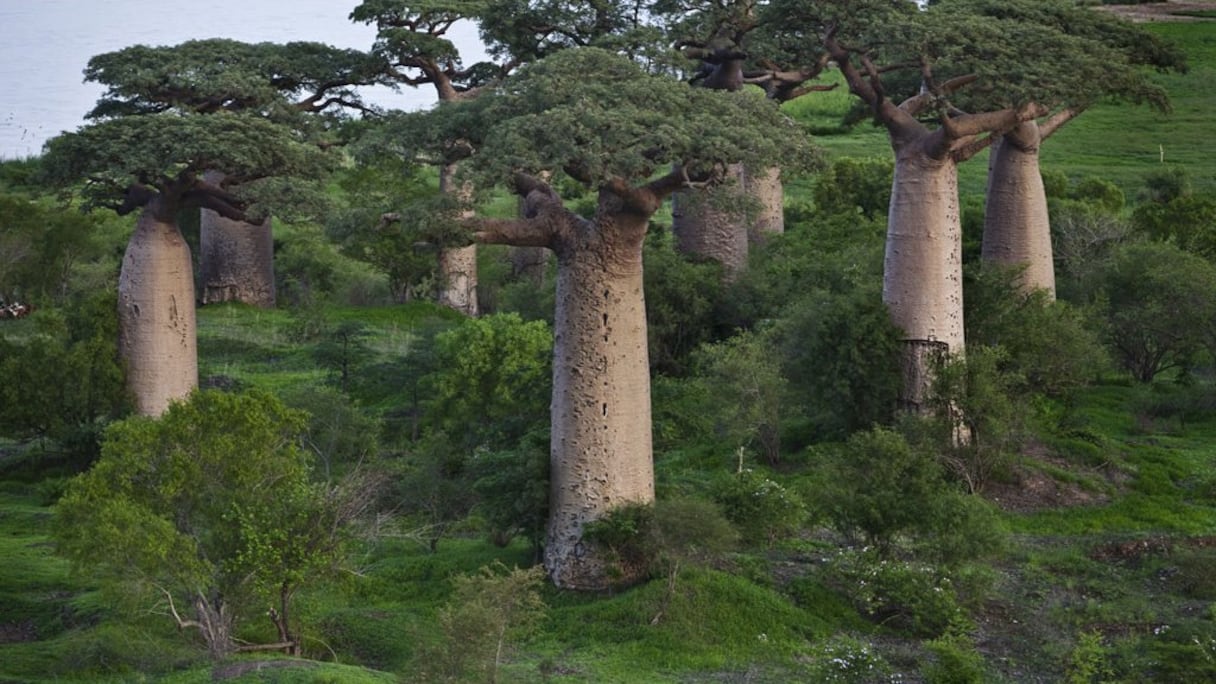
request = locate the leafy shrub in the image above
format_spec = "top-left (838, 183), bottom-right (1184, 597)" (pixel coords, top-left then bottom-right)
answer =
top-left (712, 468), bottom-right (807, 547)
top-left (417, 562), bottom-right (547, 683)
top-left (803, 634), bottom-right (893, 683)
top-left (812, 427), bottom-right (947, 552)
top-left (778, 287), bottom-right (903, 443)
top-left (824, 549), bottom-right (963, 637)
top-left (922, 619), bottom-right (987, 683)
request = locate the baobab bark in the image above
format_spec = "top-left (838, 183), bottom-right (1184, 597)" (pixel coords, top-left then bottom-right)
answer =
top-left (438, 163), bottom-right (478, 316)
top-left (827, 36), bottom-right (1041, 411)
top-left (672, 163), bottom-right (749, 278)
top-left (746, 166), bottom-right (785, 241)
top-left (982, 113), bottom-right (1074, 300)
top-left (118, 197), bottom-right (198, 416)
top-left (672, 47), bottom-right (752, 279)
top-left (473, 174), bottom-right (682, 591)
top-left (199, 210), bottom-right (276, 307)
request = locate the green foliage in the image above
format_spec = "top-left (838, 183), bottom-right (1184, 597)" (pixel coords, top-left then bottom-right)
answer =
top-left (469, 431), bottom-right (550, 551)
top-left (394, 47), bottom-right (815, 192)
top-left (0, 294), bottom-right (129, 458)
top-left (55, 389), bottom-right (351, 656)
top-left (0, 193), bottom-right (117, 304)
top-left (922, 619), bottom-right (987, 683)
top-left (1133, 195), bottom-right (1216, 260)
top-left (643, 231), bottom-right (726, 376)
top-left (812, 427), bottom-right (947, 552)
top-left (811, 156), bottom-right (893, 220)
top-left (712, 468), bottom-right (806, 547)
top-left (929, 347), bottom-right (1025, 494)
top-left (1064, 630), bottom-right (1114, 684)
top-left (1098, 241), bottom-right (1216, 382)
top-left (778, 287), bottom-right (903, 442)
top-left (280, 384), bottom-right (381, 479)
top-left (312, 320), bottom-right (375, 392)
top-left (965, 265), bottom-right (1109, 397)
top-left (417, 562), bottom-right (547, 683)
top-left (41, 112), bottom-right (333, 219)
top-left (582, 503), bottom-right (658, 583)
top-left (824, 549), bottom-right (964, 638)
top-left (689, 329), bottom-right (786, 464)
top-left (424, 312), bottom-right (552, 450)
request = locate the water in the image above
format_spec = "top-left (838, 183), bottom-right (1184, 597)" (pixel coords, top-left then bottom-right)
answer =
top-left (0, 0), bottom-right (486, 159)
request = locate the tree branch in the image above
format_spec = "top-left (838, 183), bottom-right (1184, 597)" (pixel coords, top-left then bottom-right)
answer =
top-left (1039, 107), bottom-right (1080, 141)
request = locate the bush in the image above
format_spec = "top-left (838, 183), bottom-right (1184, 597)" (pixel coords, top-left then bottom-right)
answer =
top-left (778, 287), bottom-right (903, 443)
top-left (812, 427), bottom-right (947, 552)
top-left (824, 550), bottom-right (964, 637)
top-left (923, 619), bottom-right (987, 683)
top-left (803, 634), bottom-right (893, 683)
top-left (712, 468), bottom-right (807, 547)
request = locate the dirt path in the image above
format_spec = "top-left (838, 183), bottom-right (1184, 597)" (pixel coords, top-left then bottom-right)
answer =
top-left (1099, 1), bottom-right (1216, 22)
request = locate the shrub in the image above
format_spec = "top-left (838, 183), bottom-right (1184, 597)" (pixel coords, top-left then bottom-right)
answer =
top-left (417, 562), bottom-right (547, 683)
top-left (824, 549), bottom-right (963, 637)
top-left (803, 634), bottom-right (893, 683)
top-left (712, 468), bottom-right (807, 547)
top-left (923, 619), bottom-right (987, 683)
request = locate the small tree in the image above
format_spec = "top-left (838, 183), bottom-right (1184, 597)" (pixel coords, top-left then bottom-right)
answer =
top-left (1099, 242), bottom-right (1216, 383)
top-left (421, 562), bottom-right (547, 683)
top-left (55, 389), bottom-right (359, 659)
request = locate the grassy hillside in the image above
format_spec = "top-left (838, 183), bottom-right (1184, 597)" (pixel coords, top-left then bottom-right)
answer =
top-left (3, 10), bottom-right (1216, 684)
top-left (788, 21), bottom-right (1216, 199)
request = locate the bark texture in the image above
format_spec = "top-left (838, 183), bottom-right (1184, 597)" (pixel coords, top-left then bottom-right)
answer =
top-left (474, 177), bottom-right (668, 590)
top-left (672, 164), bottom-right (749, 279)
top-left (199, 210), bottom-right (276, 307)
top-left (438, 163), bottom-right (478, 316)
top-left (118, 203), bottom-right (198, 416)
top-left (546, 217), bottom-right (655, 590)
top-left (884, 151), bottom-right (966, 357)
top-left (982, 121), bottom-right (1056, 298)
top-left (746, 165), bottom-right (785, 241)
top-left (436, 244), bottom-right (478, 316)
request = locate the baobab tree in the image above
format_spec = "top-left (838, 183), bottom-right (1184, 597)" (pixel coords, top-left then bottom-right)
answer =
top-left (83, 39), bottom-right (388, 307)
top-left (766, 0), bottom-right (1125, 409)
top-left (655, 0), bottom-right (830, 275)
top-left (950, 0), bottom-right (1185, 298)
top-left (40, 113), bottom-right (331, 415)
top-left (397, 47), bottom-right (810, 589)
top-left (351, 0), bottom-right (513, 315)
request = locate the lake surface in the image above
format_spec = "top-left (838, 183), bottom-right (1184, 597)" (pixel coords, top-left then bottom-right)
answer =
top-left (0, 0), bottom-right (486, 159)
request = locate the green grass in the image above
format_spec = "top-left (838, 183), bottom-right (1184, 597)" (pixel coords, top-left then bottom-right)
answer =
top-left (785, 22), bottom-right (1216, 200)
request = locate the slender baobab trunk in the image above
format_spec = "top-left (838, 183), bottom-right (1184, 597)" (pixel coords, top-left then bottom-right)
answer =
top-left (746, 165), bottom-right (785, 241)
top-left (199, 210), bottom-right (276, 307)
top-left (982, 121), bottom-right (1057, 298)
top-left (884, 149), bottom-right (965, 413)
top-left (118, 200), bottom-right (198, 416)
top-left (438, 164), bottom-right (478, 316)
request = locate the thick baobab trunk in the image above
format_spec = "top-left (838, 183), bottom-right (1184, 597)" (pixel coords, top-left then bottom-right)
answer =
top-left (199, 210), bottom-right (276, 307)
top-left (118, 202), bottom-right (198, 416)
top-left (672, 164), bottom-right (749, 279)
top-left (545, 215), bottom-right (655, 591)
top-left (438, 164), bottom-right (478, 316)
top-left (884, 152), bottom-right (965, 413)
top-left (746, 166), bottom-right (785, 241)
top-left (982, 122), bottom-right (1056, 298)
